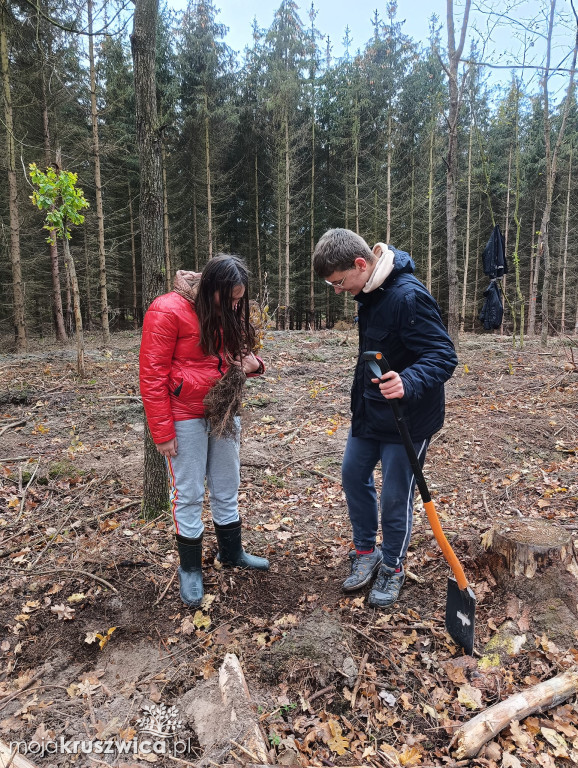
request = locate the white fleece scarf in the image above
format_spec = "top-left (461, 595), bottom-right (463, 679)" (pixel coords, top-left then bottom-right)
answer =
top-left (362, 242), bottom-right (395, 293)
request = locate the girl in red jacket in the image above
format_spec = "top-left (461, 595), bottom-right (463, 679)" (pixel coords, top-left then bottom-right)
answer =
top-left (139, 254), bottom-right (268, 608)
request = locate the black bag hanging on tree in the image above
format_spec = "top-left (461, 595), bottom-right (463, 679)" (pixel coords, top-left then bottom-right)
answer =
top-left (479, 224), bottom-right (508, 330)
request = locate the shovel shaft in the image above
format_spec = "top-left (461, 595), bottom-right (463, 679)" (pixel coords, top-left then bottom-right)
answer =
top-left (423, 501), bottom-right (469, 591)
top-left (362, 351), bottom-right (470, 591)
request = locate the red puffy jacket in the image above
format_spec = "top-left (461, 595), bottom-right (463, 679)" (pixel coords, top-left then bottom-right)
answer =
top-left (139, 292), bottom-right (263, 444)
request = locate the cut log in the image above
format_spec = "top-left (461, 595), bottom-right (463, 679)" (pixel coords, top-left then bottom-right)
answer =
top-left (0, 739), bottom-right (39, 768)
top-left (451, 666), bottom-right (578, 758)
top-left (481, 518), bottom-right (578, 579)
top-left (218, 653), bottom-right (270, 765)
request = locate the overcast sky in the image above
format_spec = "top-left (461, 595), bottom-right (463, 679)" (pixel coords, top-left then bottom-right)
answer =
top-left (166, 0), bottom-right (576, 94)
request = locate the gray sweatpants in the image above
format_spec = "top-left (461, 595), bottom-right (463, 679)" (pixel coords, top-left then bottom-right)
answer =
top-left (166, 417), bottom-right (241, 539)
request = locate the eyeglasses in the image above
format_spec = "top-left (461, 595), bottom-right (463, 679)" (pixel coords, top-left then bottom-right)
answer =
top-left (324, 274), bottom-right (347, 287)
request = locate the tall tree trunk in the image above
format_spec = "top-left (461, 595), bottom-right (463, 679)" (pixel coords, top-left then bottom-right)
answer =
top-left (354, 100), bottom-right (360, 234)
top-left (83, 222), bottom-right (92, 331)
top-left (472, 199), bottom-right (481, 329)
top-left (131, 0), bottom-right (169, 518)
top-left (277, 159), bottom-right (283, 329)
top-left (528, 200), bottom-right (538, 335)
top-left (344, 162), bottom-right (349, 230)
top-left (460, 119), bottom-right (473, 333)
top-left (41, 74), bottom-right (67, 342)
top-left (88, 0), bottom-right (110, 345)
top-left (538, 0), bottom-right (577, 346)
top-left (161, 137), bottom-right (171, 290)
top-left (204, 90), bottom-right (213, 260)
top-left (501, 143), bottom-right (512, 335)
top-left (128, 181), bottom-right (138, 329)
top-left (64, 263), bottom-right (73, 335)
top-left (445, 0), bottom-right (471, 347)
top-left (1, 0), bottom-right (26, 352)
top-left (255, 152), bottom-right (262, 298)
top-left (561, 145), bottom-right (572, 333)
top-left (386, 110), bottom-right (392, 243)
top-left (284, 114), bottom-right (290, 313)
top-left (62, 235), bottom-right (85, 377)
top-left (309, 114), bottom-right (315, 329)
top-left (409, 156), bottom-right (414, 257)
top-left (510, 77), bottom-right (524, 347)
top-left (427, 120), bottom-right (435, 293)
top-left (193, 183), bottom-right (198, 271)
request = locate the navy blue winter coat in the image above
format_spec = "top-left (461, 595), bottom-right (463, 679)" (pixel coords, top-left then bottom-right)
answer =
top-left (351, 247), bottom-right (458, 442)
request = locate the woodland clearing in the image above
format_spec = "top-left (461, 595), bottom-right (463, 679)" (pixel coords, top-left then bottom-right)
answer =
top-left (0, 329), bottom-right (577, 768)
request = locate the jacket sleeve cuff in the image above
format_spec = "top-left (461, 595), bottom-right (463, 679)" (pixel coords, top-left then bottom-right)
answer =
top-left (246, 356), bottom-right (265, 377)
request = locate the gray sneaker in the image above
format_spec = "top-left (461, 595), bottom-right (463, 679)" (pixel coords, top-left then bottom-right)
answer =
top-left (342, 549), bottom-right (383, 592)
top-left (368, 564), bottom-right (405, 607)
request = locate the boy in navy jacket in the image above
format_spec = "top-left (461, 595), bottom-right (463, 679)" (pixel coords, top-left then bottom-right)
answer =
top-left (314, 229), bottom-right (457, 607)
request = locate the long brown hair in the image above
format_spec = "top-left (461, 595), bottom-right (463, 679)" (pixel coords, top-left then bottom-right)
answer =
top-left (195, 254), bottom-right (255, 358)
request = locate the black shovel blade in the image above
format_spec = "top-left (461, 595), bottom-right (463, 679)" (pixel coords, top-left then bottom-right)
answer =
top-left (445, 577), bottom-right (476, 655)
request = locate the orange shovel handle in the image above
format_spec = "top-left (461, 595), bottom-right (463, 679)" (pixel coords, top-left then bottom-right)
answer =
top-left (424, 500), bottom-right (469, 591)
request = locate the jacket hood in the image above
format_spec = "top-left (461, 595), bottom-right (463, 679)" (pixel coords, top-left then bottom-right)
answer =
top-left (356, 246), bottom-right (415, 302)
top-left (173, 269), bottom-right (201, 304)
top-left (390, 246), bottom-right (415, 277)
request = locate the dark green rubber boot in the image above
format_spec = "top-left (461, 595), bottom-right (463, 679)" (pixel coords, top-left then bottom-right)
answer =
top-left (176, 534), bottom-right (203, 607)
top-left (214, 519), bottom-right (269, 570)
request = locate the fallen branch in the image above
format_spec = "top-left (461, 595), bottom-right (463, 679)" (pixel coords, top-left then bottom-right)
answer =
top-left (0, 666), bottom-right (49, 712)
top-left (4, 567), bottom-right (118, 594)
top-left (307, 684), bottom-right (335, 704)
top-left (350, 652), bottom-right (368, 709)
top-left (18, 459), bottom-right (40, 520)
top-left (302, 467), bottom-right (341, 485)
top-left (154, 569), bottom-right (177, 606)
top-left (97, 395), bottom-right (142, 402)
top-left (0, 420), bottom-right (26, 438)
top-left (451, 666), bottom-right (578, 758)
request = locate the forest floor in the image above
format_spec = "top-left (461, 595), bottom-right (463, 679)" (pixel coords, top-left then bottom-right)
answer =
top-left (0, 329), bottom-right (577, 768)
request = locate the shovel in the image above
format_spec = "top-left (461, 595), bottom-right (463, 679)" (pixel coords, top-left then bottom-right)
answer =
top-left (362, 351), bottom-right (476, 655)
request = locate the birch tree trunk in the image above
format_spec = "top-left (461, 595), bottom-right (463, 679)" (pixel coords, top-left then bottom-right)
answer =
top-left (88, 0), bottom-right (110, 345)
top-left (1, 0), bottom-right (26, 352)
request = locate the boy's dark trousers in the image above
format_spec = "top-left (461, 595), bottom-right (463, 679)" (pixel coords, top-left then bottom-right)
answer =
top-left (341, 430), bottom-right (429, 569)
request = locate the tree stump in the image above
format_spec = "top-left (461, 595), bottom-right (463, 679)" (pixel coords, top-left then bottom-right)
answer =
top-left (482, 518), bottom-right (578, 579)
top-left (480, 518), bottom-right (578, 648)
